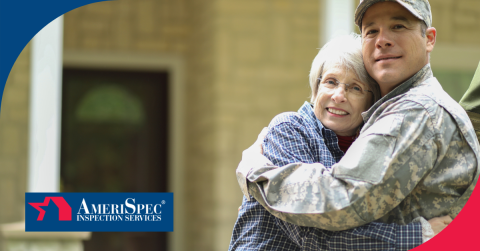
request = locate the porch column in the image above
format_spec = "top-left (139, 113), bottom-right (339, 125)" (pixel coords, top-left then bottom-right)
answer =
top-left (28, 16), bottom-right (64, 193)
top-left (321, 0), bottom-right (355, 45)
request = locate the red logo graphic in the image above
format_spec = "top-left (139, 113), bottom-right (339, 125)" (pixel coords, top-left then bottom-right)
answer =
top-left (28, 197), bottom-right (72, 221)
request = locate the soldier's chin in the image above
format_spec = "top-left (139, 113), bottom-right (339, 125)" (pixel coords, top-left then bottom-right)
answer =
top-left (373, 70), bottom-right (403, 87)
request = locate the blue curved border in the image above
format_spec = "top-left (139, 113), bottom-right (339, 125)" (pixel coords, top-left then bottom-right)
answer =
top-left (0, 0), bottom-right (110, 111)
top-left (0, 0), bottom-right (478, 249)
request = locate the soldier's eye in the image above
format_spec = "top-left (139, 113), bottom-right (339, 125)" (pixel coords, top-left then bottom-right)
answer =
top-left (365, 29), bottom-right (377, 36)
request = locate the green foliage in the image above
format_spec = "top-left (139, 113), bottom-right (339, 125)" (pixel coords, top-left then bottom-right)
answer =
top-left (435, 70), bottom-right (475, 102)
top-left (76, 85), bottom-right (146, 125)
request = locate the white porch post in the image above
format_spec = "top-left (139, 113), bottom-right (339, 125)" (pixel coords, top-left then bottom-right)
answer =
top-left (27, 16), bottom-right (64, 193)
top-left (321, 0), bottom-right (355, 46)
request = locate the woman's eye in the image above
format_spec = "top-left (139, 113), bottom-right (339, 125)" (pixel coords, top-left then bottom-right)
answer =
top-left (365, 29), bottom-right (377, 35)
top-left (352, 86), bottom-right (362, 92)
top-left (326, 80), bottom-right (336, 85)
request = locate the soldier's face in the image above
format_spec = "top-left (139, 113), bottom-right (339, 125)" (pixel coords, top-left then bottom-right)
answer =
top-left (361, 2), bottom-right (436, 96)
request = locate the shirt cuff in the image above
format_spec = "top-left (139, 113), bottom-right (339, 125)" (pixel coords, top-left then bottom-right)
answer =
top-left (395, 221), bottom-right (423, 250)
top-left (412, 217), bottom-right (435, 243)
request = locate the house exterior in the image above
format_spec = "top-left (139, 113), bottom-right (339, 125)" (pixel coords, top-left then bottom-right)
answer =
top-left (1, 0), bottom-right (479, 250)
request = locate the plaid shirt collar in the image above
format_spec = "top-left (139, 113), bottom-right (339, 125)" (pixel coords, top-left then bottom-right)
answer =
top-left (298, 101), bottom-right (343, 163)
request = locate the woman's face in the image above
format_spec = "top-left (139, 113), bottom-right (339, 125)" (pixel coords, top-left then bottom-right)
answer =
top-left (313, 65), bottom-right (373, 136)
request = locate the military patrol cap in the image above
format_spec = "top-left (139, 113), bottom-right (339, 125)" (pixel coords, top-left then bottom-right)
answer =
top-left (355, 0), bottom-right (432, 30)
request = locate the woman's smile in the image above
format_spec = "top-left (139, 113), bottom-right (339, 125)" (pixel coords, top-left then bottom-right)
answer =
top-left (326, 107), bottom-right (349, 116)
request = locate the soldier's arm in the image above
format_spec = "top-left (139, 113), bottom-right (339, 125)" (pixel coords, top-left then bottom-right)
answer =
top-left (247, 112), bottom-right (426, 249)
top-left (240, 101), bottom-right (441, 231)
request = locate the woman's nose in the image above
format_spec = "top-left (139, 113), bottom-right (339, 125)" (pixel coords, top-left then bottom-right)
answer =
top-left (331, 87), bottom-right (347, 103)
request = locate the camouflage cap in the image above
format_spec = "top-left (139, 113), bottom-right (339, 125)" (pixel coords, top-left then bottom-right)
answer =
top-left (355, 0), bottom-right (432, 30)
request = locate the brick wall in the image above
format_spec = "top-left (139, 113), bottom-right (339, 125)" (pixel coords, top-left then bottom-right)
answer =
top-left (63, 1), bottom-right (320, 250)
top-left (183, 0), bottom-right (216, 250)
top-left (64, 0), bottom-right (190, 54)
top-left (431, 0), bottom-right (480, 45)
top-left (0, 43), bottom-right (30, 224)
top-left (212, 0), bottom-right (320, 250)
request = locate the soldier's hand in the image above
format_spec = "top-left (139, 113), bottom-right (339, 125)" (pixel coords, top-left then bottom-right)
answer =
top-left (428, 215), bottom-right (452, 235)
top-left (245, 127), bottom-right (268, 155)
top-left (238, 127), bottom-right (270, 179)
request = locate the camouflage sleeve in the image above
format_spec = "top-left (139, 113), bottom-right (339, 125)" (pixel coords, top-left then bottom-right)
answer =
top-left (244, 101), bottom-right (438, 231)
top-left (236, 150), bottom-right (273, 201)
top-left (448, 111), bottom-right (480, 219)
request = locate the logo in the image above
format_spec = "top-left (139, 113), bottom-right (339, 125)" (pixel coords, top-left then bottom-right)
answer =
top-left (28, 197), bottom-right (72, 221)
top-left (25, 193), bottom-right (173, 232)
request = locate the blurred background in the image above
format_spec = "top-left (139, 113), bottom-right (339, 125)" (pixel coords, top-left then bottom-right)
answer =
top-left (0, 0), bottom-right (479, 250)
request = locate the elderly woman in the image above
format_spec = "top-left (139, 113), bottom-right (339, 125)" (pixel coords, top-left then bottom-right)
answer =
top-left (263, 34), bottom-right (380, 169)
top-left (229, 34), bottom-right (446, 251)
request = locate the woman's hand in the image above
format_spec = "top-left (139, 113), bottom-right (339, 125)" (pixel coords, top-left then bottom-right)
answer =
top-left (428, 215), bottom-right (452, 235)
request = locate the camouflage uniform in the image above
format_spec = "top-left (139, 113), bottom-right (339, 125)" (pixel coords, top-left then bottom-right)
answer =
top-left (460, 62), bottom-right (480, 143)
top-left (237, 64), bottom-right (480, 231)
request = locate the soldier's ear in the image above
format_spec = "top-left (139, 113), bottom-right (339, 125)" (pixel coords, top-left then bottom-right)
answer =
top-left (426, 27), bottom-right (436, 53)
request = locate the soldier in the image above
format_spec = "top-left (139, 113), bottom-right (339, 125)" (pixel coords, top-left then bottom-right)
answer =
top-left (230, 34), bottom-right (445, 251)
top-left (236, 0), bottom-right (479, 249)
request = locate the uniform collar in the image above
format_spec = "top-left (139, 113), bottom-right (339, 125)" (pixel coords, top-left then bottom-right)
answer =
top-left (362, 64), bottom-right (434, 122)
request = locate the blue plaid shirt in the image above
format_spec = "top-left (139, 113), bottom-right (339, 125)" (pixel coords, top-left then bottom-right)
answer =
top-left (228, 102), bottom-right (422, 251)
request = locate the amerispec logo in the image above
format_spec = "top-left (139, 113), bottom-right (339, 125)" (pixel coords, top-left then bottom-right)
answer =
top-left (28, 197), bottom-right (72, 221)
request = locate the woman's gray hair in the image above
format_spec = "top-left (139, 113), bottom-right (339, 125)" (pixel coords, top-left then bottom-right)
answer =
top-left (309, 33), bottom-right (380, 103)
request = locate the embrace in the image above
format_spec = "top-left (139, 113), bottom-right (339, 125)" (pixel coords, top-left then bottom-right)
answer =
top-left (229, 0), bottom-right (480, 250)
